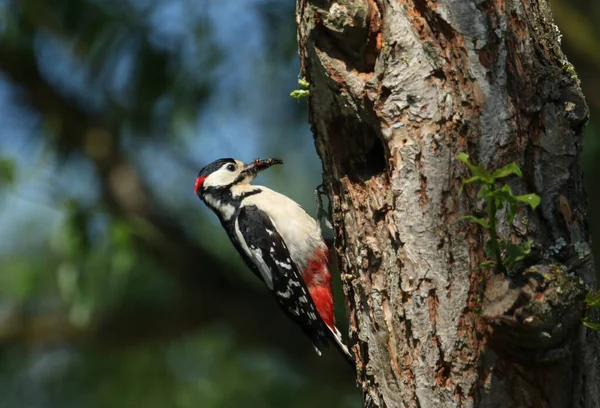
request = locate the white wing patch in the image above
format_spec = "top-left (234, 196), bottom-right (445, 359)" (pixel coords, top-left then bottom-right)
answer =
top-left (234, 218), bottom-right (274, 289)
top-left (274, 259), bottom-right (292, 270)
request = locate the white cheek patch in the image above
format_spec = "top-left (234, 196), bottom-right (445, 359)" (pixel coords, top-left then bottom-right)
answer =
top-left (204, 194), bottom-right (235, 220)
top-left (203, 167), bottom-right (239, 188)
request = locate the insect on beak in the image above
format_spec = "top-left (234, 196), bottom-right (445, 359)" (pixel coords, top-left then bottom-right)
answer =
top-left (241, 158), bottom-right (283, 175)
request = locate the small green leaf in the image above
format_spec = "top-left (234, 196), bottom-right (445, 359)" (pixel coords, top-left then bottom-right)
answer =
top-left (457, 153), bottom-right (492, 183)
top-left (585, 291), bottom-right (600, 308)
top-left (583, 318), bottom-right (600, 331)
top-left (297, 78), bottom-right (310, 88)
top-left (514, 194), bottom-right (540, 210)
top-left (480, 261), bottom-right (496, 268)
top-left (477, 184), bottom-right (493, 199)
top-left (462, 215), bottom-right (489, 229)
top-left (494, 185), bottom-right (521, 222)
top-left (492, 162), bottom-right (522, 180)
top-left (507, 200), bottom-right (518, 222)
top-left (462, 176), bottom-right (483, 185)
top-left (456, 152), bottom-right (470, 165)
top-left (502, 240), bottom-right (532, 267)
top-left (583, 291), bottom-right (600, 332)
top-left (459, 176), bottom-right (483, 194)
top-left (494, 184), bottom-right (513, 205)
top-left (499, 184), bottom-right (513, 195)
top-left (468, 164), bottom-right (492, 183)
top-left (290, 89), bottom-right (310, 100)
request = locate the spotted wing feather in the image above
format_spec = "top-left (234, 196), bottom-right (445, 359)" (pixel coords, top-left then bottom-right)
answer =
top-left (235, 205), bottom-right (329, 349)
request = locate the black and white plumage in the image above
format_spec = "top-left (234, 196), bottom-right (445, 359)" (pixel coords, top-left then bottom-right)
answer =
top-left (194, 158), bottom-right (352, 364)
top-left (236, 205), bottom-right (328, 347)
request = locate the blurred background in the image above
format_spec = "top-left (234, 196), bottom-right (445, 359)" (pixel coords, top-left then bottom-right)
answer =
top-left (0, 1), bottom-right (597, 407)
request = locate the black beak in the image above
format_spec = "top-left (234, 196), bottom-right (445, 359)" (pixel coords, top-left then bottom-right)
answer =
top-left (241, 158), bottom-right (283, 175)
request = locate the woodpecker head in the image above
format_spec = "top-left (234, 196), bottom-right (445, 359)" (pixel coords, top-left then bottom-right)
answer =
top-left (194, 157), bottom-right (283, 198)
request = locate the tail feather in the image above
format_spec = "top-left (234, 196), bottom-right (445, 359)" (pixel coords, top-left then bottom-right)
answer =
top-left (310, 325), bottom-right (354, 367)
top-left (326, 325), bottom-right (355, 369)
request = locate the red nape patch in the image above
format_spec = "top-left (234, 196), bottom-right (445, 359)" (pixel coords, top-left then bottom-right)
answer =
top-left (194, 175), bottom-right (207, 194)
top-left (304, 248), bottom-right (335, 328)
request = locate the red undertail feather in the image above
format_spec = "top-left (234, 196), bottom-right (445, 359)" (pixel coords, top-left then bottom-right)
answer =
top-left (305, 248), bottom-right (354, 364)
top-left (304, 248), bottom-right (335, 329)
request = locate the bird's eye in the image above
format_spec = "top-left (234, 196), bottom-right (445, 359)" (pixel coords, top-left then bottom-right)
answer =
top-left (226, 164), bottom-right (236, 172)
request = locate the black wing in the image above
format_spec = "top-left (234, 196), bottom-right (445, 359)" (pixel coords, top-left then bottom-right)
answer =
top-left (234, 205), bottom-right (329, 349)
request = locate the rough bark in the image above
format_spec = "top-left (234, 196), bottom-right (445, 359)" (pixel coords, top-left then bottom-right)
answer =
top-left (296, 0), bottom-right (600, 407)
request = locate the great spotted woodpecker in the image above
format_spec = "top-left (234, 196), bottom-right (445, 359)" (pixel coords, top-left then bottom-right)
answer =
top-left (194, 157), bottom-right (353, 363)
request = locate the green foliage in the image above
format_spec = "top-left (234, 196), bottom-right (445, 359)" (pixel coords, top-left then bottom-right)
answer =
top-left (0, 158), bottom-right (15, 186)
top-left (0, 328), bottom-right (360, 408)
top-left (500, 239), bottom-right (533, 269)
top-left (289, 78), bottom-right (310, 100)
top-left (457, 153), bottom-right (540, 274)
top-left (583, 291), bottom-right (600, 331)
top-left (52, 204), bottom-right (174, 327)
top-left (461, 215), bottom-right (488, 229)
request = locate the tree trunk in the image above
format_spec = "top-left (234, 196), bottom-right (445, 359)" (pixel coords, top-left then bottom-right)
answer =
top-left (296, 0), bottom-right (600, 407)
